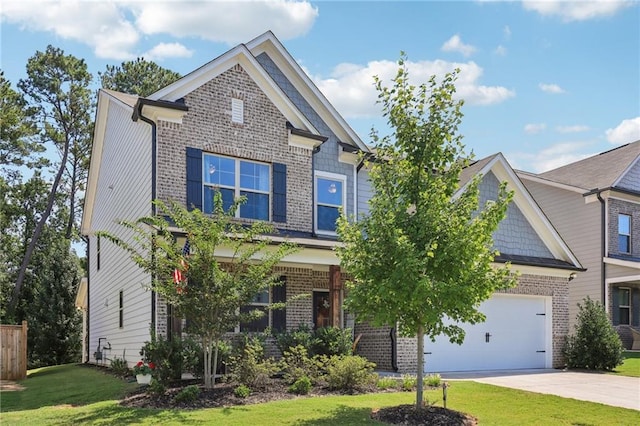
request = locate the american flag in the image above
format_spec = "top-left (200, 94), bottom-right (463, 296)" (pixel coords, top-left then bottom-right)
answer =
top-left (173, 239), bottom-right (190, 289)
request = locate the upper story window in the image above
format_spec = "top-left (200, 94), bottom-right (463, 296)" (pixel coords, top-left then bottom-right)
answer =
top-left (203, 153), bottom-right (270, 220)
top-left (618, 213), bottom-right (631, 254)
top-left (315, 171), bottom-right (346, 234)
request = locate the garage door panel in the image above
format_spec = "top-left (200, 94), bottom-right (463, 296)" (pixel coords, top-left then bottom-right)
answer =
top-left (424, 295), bottom-right (548, 373)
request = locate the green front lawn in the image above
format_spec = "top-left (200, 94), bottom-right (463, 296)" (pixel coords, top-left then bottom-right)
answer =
top-left (1, 364), bottom-right (637, 425)
top-left (611, 351), bottom-right (640, 377)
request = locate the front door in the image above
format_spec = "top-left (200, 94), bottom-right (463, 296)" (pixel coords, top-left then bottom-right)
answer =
top-left (313, 291), bottom-right (330, 329)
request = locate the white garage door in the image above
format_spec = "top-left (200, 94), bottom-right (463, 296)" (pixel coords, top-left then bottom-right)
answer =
top-left (424, 294), bottom-right (550, 373)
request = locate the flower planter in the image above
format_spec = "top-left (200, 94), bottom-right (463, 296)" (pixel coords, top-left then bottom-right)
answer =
top-left (136, 374), bottom-right (152, 385)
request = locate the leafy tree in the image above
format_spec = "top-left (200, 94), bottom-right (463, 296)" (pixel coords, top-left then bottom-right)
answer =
top-left (100, 195), bottom-right (296, 389)
top-left (99, 58), bottom-right (181, 97)
top-left (337, 58), bottom-right (516, 408)
top-left (564, 297), bottom-right (624, 371)
top-left (8, 46), bottom-right (93, 316)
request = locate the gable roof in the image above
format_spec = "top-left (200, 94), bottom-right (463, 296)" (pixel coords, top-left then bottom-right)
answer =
top-left (458, 153), bottom-right (583, 273)
top-left (538, 140), bottom-right (640, 190)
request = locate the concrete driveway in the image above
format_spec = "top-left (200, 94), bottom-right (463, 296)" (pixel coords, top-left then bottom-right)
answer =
top-left (441, 369), bottom-right (640, 411)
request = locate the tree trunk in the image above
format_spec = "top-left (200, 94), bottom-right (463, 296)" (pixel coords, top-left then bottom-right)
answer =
top-left (416, 325), bottom-right (425, 408)
top-left (8, 136), bottom-right (70, 318)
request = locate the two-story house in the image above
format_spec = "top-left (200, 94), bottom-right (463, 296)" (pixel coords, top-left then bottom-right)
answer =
top-left (519, 140), bottom-right (640, 349)
top-left (79, 31), bottom-right (370, 364)
top-left (79, 31), bottom-right (582, 373)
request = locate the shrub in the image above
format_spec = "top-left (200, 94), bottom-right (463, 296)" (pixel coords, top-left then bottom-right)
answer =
top-left (324, 355), bottom-right (377, 392)
top-left (146, 379), bottom-right (166, 396)
top-left (279, 345), bottom-right (322, 384)
top-left (288, 376), bottom-right (312, 395)
top-left (311, 327), bottom-right (353, 356)
top-left (376, 376), bottom-right (399, 390)
top-left (275, 324), bottom-right (313, 354)
top-left (140, 331), bottom-right (183, 384)
top-left (401, 374), bottom-right (416, 391)
top-left (110, 355), bottom-right (130, 378)
top-left (182, 338), bottom-right (230, 379)
top-left (564, 297), bottom-right (624, 371)
top-left (425, 373), bottom-right (441, 387)
top-left (173, 384), bottom-right (201, 404)
top-left (228, 335), bottom-right (278, 388)
top-left (234, 384), bottom-right (251, 398)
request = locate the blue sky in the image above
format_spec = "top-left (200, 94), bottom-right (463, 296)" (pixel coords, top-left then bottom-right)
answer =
top-left (1, 0), bottom-right (639, 172)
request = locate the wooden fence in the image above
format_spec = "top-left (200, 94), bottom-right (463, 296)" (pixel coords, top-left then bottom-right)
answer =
top-left (1, 321), bottom-right (28, 380)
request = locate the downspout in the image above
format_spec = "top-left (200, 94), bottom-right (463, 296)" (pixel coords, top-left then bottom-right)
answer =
top-left (596, 190), bottom-right (606, 306)
top-left (311, 145), bottom-right (321, 237)
top-left (85, 236), bottom-right (90, 364)
top-left (134, 103), bottom-right (158, 332)
top-left (390, 327), bottom-right (398, 372)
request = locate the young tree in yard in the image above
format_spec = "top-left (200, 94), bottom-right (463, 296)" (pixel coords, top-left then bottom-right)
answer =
top-left (337, 58), bottom-right (517, 408)
top-left (99, 58), bottom-right (181, 97)
top-left (101, 195), bottom-right (296, 389)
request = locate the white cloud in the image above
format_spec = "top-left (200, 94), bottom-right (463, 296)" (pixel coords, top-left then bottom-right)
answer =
top-left (556, 125), bottom-right (589, 133)
top-left (494, 45), bottom-right (507, 56)
top-left (441, 34), bottom-right (477, 57)
top-left (522, 0), bottom-right (634, 22)
top-left (143, 43), bottom-right (194, 61)
top-left (524, 123), bottom-right (547, 134)
top-left (606, 117), bottom-right (640, 144)
top-left (503, 25), bottom-right (512, 40)
top-left (132, 0), bottom-right (317, 43)
top-left (311, 59), bottom-right (515, 119)
top-left (509, 141), bottom-right (594, 173)
top-left (539, 83), bottom-right (565, 94)
top-left (0, 0), bottom-right (318, 60)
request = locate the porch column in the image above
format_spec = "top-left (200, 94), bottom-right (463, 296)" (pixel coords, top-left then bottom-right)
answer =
top-left (329, 265), bottom-right (342, 328)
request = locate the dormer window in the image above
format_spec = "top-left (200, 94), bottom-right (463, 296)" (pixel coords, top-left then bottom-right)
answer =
top-left (314, 171), bottom-right (346, 234)
top-left (619, 213), bottom-right (631, 254)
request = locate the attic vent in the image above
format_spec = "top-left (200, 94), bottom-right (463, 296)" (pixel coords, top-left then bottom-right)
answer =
top-left (231, 98), bottom-right (244, 124)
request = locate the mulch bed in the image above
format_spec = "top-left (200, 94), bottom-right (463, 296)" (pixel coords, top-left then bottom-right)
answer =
top-left (88, 364), bottom-right (477, 425)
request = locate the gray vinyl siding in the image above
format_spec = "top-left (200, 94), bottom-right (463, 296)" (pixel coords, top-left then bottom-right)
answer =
top-left (522, 179), bottom-right (602, 329)
top-left (88, 98), bottom-right (153, 366)
top-left (357, 166), bottom-right (372, 218)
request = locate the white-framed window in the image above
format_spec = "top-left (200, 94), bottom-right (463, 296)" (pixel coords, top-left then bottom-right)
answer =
top-left (618, 287), bottom-right (631, 325)
top-left (619, 214), bottom-right (631, 253)
top-left (315, 171), bottom-right (346, 234)
top-left (202, 153), bottom-right (270, 220)
top-left (239, 289), bottom-right (270, 333)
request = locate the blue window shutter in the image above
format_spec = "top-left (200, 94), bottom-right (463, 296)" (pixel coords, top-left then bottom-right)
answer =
top-left (272, 277), bottom-right (286, 333)
top-left (272, 163), bottom-right (287, 223)
top-left (632, 288), bottom-right (640, 327)
top-left (186, 148), bottom-right (202, 211)
top-left (612, 288), bottom-right (620, 325)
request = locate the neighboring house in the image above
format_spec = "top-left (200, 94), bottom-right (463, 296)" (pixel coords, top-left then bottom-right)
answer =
top-left (79, 31), bottom-right (582, 374)
top-left (355, 154), bottom-right (583, 373)
top-left (518, 140), bottom-right (640, 349)
top-left (80, 31), bottom-right (369, 364)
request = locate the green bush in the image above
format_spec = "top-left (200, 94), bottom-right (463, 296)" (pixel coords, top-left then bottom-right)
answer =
top-left (173, 384), bottom-right (200, 404)
top-left (228, 335), bottom-right (278, 388)
top-left (109, 355), bottom-right (130, 378)
top-left (234, 384), bottom-right (251, 398)
top-left (564, 297), bottom-right (624, 371)
top-left (324, 355), bottom-right (377, 393)
top-left (146, 379), bottom-right (166, 396)
top-left (275, 324), bottom-right (313, 354)
top-left (401, 374), bottom-right (416, 391)
top-left (425, 373), bottom-right (441, 387)
top-left (279, 345), bottom-right (322, 384)
top-left (376, 376), bottom-right (399, 390)
top-left (182, 338), bottom-right (230, 379)
top-left (140, 331), bottom-right (183, 385)
top-left (288, 376), bottom-right (312, 395)
top-left (311, 327), bottom-right (353, 356)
